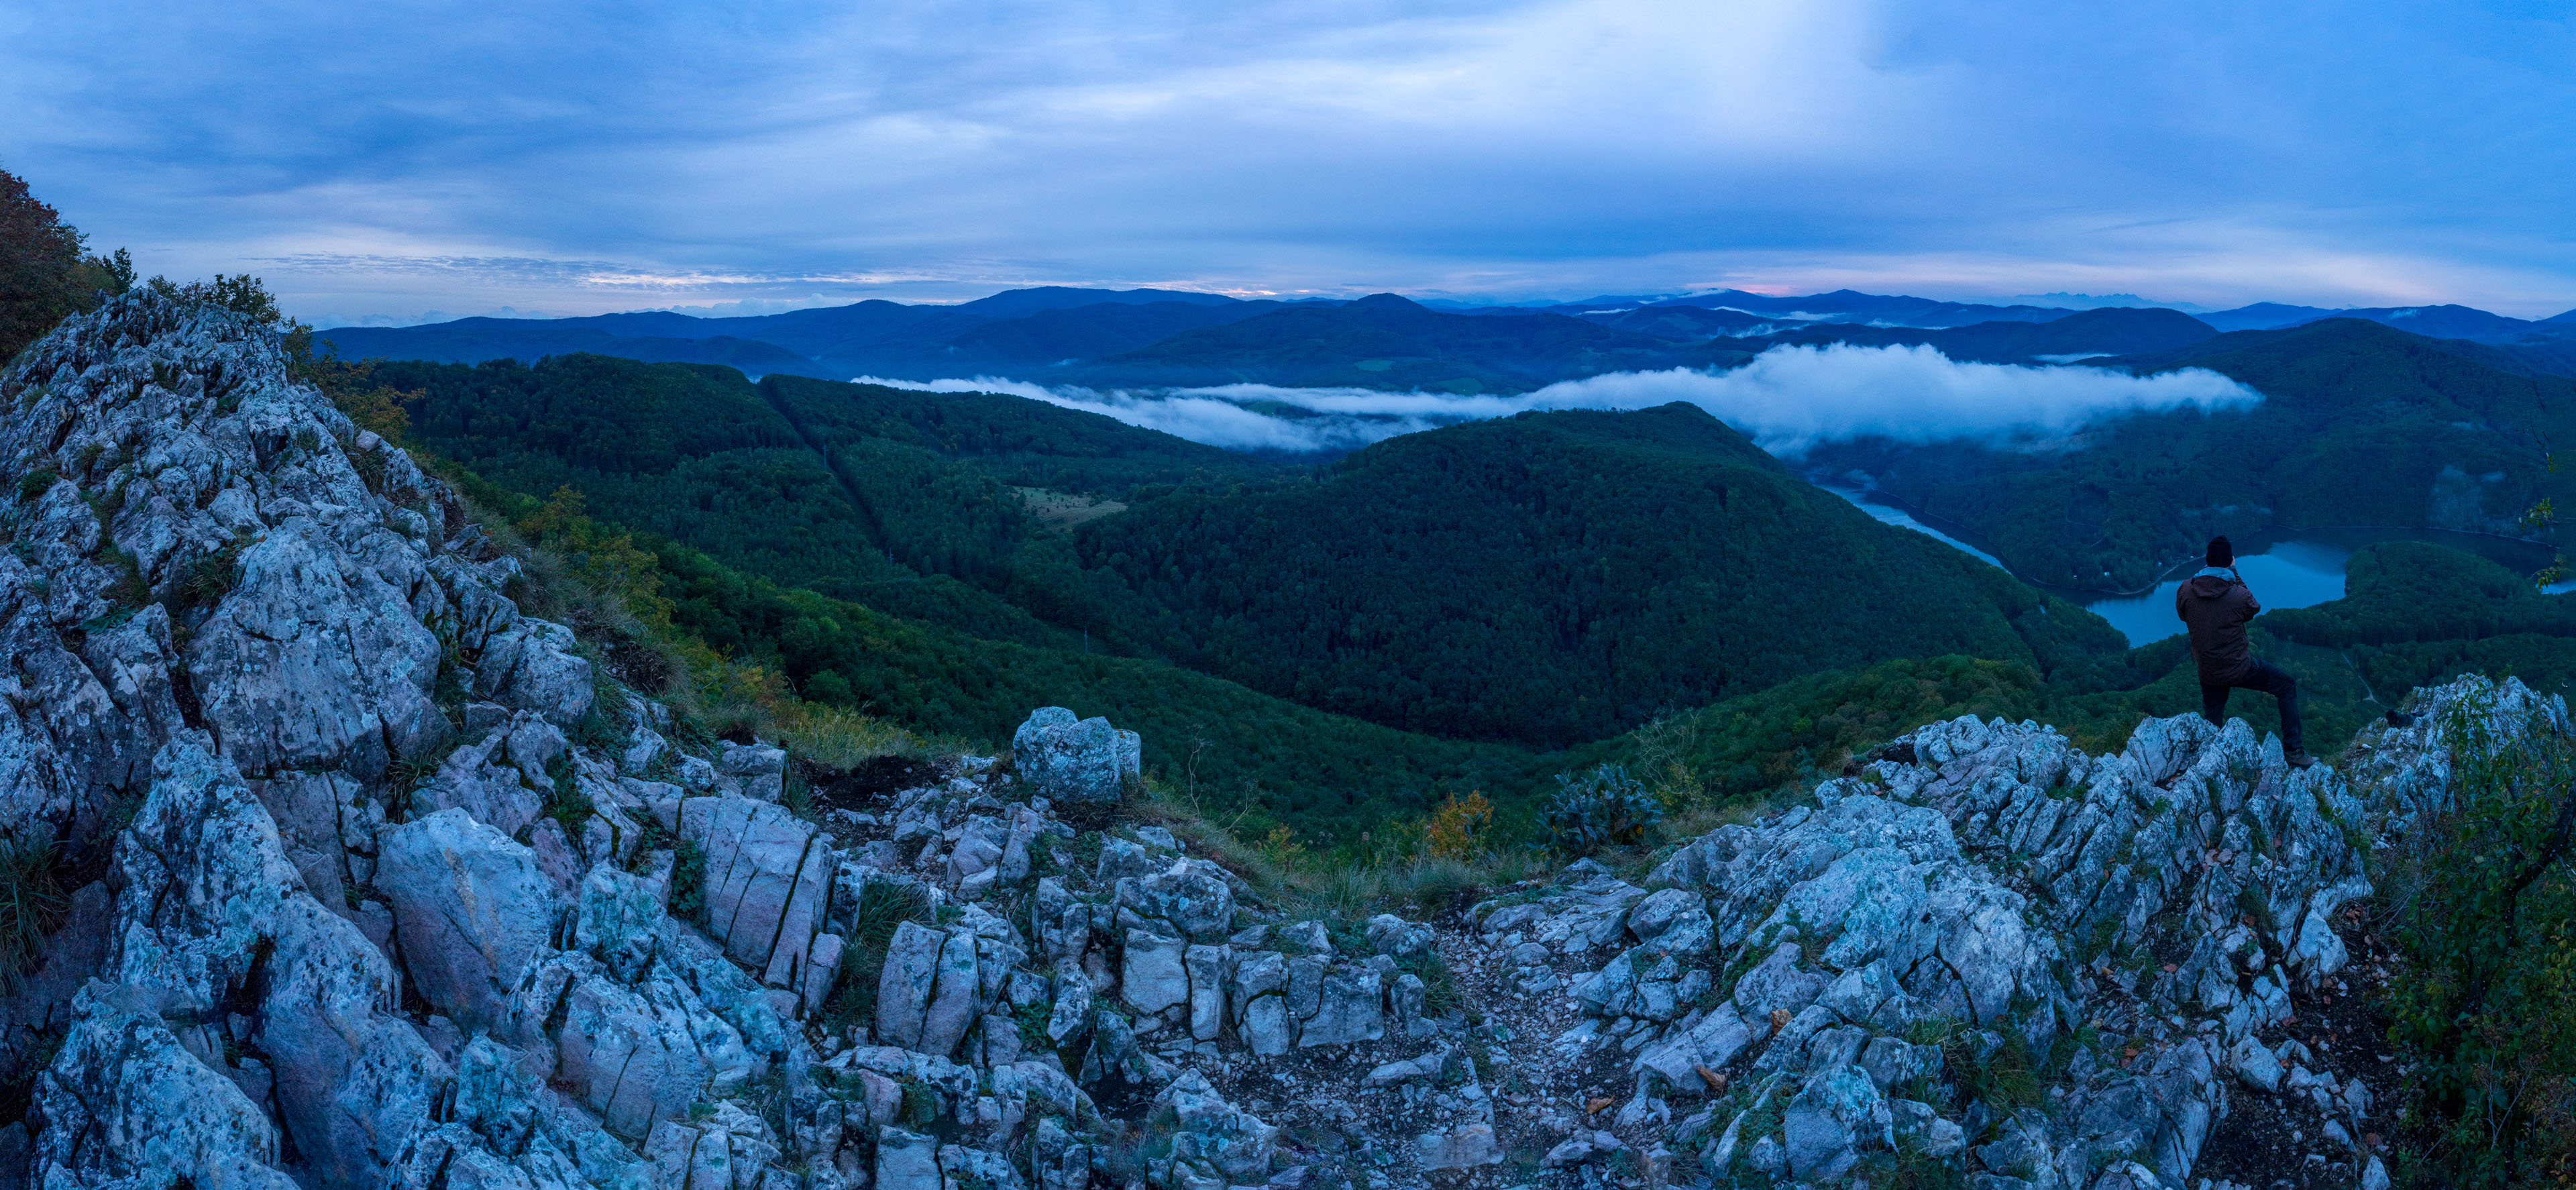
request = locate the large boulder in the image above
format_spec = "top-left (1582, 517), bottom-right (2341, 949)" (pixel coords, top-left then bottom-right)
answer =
top-left (1012, 707), bottom-right (1139, 804)
top-left (474, 618), bottom-right (594, 727)
top-left (378, 808), bottom-right (562, 1033)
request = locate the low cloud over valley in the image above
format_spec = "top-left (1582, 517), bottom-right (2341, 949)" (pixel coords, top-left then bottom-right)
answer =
top-left (862, 342), bottom-right (2262, 456)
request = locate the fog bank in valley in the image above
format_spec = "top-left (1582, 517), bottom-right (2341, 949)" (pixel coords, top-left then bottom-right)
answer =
top-left (858, 342), bottom-right (2261, 456)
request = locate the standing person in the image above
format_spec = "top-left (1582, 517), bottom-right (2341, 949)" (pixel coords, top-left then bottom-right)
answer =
top-left (2176, 536), bottom-right (2316, 768)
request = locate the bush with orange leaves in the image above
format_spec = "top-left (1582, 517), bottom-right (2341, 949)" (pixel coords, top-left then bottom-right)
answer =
top-left (1422, 791), bottom-right (1494, 861)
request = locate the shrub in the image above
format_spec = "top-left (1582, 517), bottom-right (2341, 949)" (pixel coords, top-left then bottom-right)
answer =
top-left (176, 535), bottom-right (249, 609)
top-left (544, 752), bottom-right (594, 832)
top-left (15, 471), bottom-right (54, 503)
top-left (2379, 691), bottom-right (2576, 1185)
top-left (1423, 790), bottom-right (1494, 861)
top-left (667, 839), bottom-right (708, 922)
top-left (1539, 764), bottom-right (1662, 855)
top-left (0, 832), bottom-right (66, 990)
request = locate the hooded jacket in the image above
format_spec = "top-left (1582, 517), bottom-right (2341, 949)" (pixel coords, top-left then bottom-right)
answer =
top-left (2176, 567), bottom-right (2259, 684)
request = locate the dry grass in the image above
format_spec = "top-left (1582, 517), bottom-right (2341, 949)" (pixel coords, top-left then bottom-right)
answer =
top-left (771, 702), bottom-right (926, 770)
top-left (1126, 776), bottom-right (1556, 925)
top-left (448, 483), bottom-right (928, 773)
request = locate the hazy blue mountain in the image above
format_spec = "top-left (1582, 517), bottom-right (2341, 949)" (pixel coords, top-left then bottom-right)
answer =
top-left (1731, 306), bottom-right (2218, 363)
top-left (950, 286), bottom-right (1242, 318)
top-left (1578, 305), bottom-right (1792, 339)
top-left (321, 288), bottom-right (1263, 379)
top-left (323, 284), bottom-right (2567, 395)
top-left (1649, 288), bottom-right (2079, 327)
top-left (1055, 292), bottom-right (1702, 392)
top-left (2302, 304), bottom-right (2542, 341)
top-left (318, 319), bottom-right (839, 376)
top-left (2193, 303), bottom-right (2346, 332)
top-left (930, 300), bottom-right (1287, 367)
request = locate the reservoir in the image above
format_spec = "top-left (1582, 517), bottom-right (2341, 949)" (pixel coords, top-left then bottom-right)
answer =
top-left (1822, 485), bottom-right (2564, 647)
top-left (2078, 541), bottom-right (2352, 647)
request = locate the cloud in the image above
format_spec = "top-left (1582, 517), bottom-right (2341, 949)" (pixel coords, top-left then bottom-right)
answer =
top-left (854, 375), bottom-right (1456, 451)
top-left (861, 343), bottom-right (2262, 455)
top-left (7, 1), bottom-right (2576, 318)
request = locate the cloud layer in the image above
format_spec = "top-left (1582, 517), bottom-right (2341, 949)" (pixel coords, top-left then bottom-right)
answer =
top-left (5, 1), bottom-right (2575, 319)
top-left (861, 343), bottom-right (2262, 455)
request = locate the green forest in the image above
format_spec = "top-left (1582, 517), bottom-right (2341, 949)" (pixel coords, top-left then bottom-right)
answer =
top-left (346, 349), bottom-right (2576, 842)
top-left (371, 359), bottom-right (2138, 746)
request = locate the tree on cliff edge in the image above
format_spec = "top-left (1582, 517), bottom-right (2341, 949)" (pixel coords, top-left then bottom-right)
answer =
top-left (0, 167), bottom-right (132, 364)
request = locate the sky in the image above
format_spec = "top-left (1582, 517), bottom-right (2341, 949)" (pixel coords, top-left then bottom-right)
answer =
top-left (7, 0), bottom-right (2575, 325)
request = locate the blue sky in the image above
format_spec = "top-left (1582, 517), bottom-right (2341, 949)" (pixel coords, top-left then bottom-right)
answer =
top-left (7, 0), bottom-right (2574, 324)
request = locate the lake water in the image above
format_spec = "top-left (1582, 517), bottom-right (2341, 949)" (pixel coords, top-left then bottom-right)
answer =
top-left (1815, 485), bottom-right (2007, 569)
top-left (1820, 486), bottom-right (2561, 647)
top-left (2080, 541), bottom-right (2353, 647)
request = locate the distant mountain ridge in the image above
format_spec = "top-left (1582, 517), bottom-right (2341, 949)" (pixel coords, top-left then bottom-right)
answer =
top-left (318, 284), bottom-right (2576, 391)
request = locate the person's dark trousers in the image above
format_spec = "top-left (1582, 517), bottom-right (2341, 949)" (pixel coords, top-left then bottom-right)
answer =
top-left (2201, 657), bottom-right (2304, 754)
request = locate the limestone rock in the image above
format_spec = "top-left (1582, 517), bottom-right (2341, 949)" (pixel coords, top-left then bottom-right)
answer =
top-left (378, 807), bottom-right (562, 1033)
top-left (1012, 706), bottom-right (1139, 804)
top-left (1122, 928), bottom-right (1189, 1016)
top-left (34, 983), bottom-right (298, 1190)
top-left (1151, 1071), bottom-right (1277, 1185)
top-left (680, 796), bottom-right (837, 1001)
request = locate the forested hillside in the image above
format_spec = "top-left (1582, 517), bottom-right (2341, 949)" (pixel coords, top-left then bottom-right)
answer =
top-left (1806, 318), bottom-right (2576, 590)
top-left (356, 347), bottom-right (2576, 822)
top-left (1068, 402), bottom-right (2131, 744)
top-left (370, 359), bottom-right (2140, 747)
top-left (480, 485), bottom-right (1547, 834)
top-left (369, 356), bottom-right (1303, 647)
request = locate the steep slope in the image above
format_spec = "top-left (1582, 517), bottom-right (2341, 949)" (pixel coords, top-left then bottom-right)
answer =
top-left (0, 287), bottom-right (1542, 1189)
top-left (9, 289), bottom-right (2542, 1190)
top-left (368, 354), bottom-right (1077, 645)
top-left (1807, 318), bottom-right (2576, 590)
top-left (1068, 402), bottom-right (2129, 745)
top-left (755, 374), bottom-right (1295, 497)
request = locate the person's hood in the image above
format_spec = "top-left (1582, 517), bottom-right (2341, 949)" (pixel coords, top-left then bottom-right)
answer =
top-left (2182, 574), bottom-right (2236, 599)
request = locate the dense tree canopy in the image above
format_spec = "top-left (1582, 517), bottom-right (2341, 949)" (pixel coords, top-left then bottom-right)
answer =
top-left (0, 168), bottom-right (129, 362)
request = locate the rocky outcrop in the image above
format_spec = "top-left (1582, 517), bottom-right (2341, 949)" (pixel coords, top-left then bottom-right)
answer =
top-left (0, 292), bottom-right (2510, 1189)
top-left (1447, 682), bottom-right (2535, 1189)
